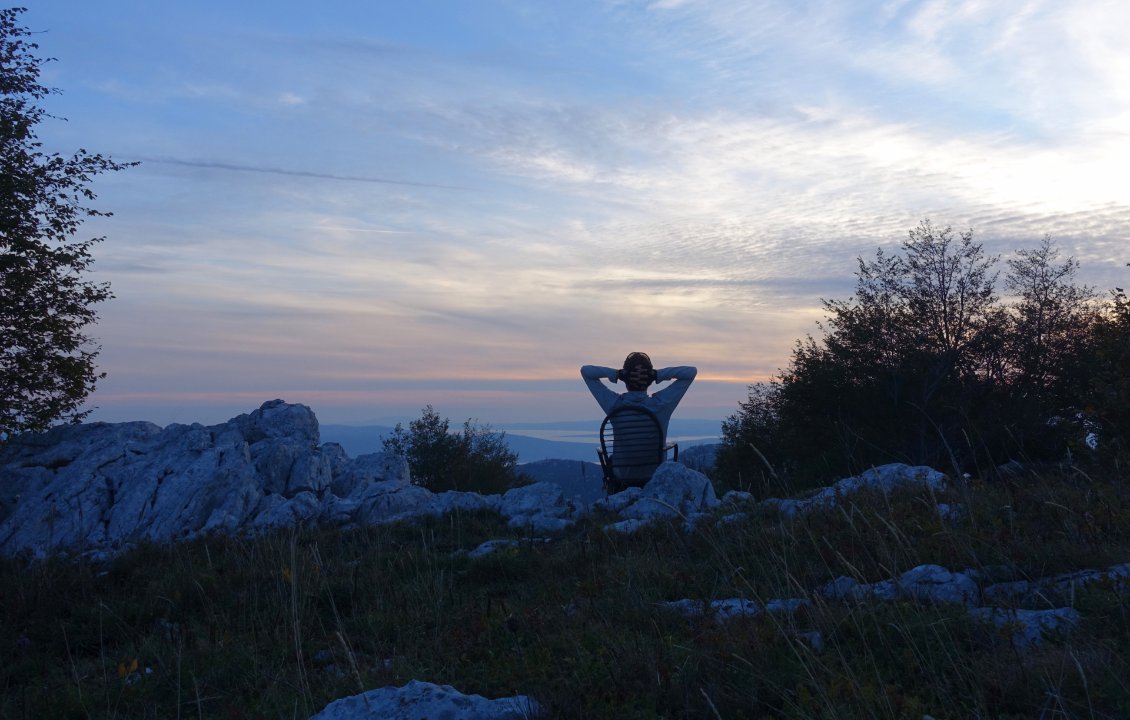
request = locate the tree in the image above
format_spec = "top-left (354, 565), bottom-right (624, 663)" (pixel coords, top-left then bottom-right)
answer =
top-left (381, 405), bottom-right (524, 494)
top-left (1087, 264), bottom-right (1130, 460)
top-left (1, 8), bottom-right (132, 438)
top-left (1003, 235), bottom-right (1098, 406)
top-left (719, 222), bottom-right (1124, 491)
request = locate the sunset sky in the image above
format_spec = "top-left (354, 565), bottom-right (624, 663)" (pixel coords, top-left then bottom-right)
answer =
top-left (25, 1), bottom-right (1130, 429)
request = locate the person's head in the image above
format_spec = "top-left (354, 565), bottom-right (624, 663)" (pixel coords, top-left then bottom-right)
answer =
top-left (620, 351), bottom-right (656, 391)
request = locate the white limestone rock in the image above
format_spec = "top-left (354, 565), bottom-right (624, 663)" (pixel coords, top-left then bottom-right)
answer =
top-left (898, 564), bottom-right (979, 606)
top-left (351, 481), bottom-right (438, 525)
top-left (309, 679), bottom-right (541, 720)
top-left (822, 565), bottom-right (978, 606)
top-left (821, 576), bottom-right (899, 603)
top-left (331, 451), bottom-right (407, 497)
top-left (466, 539), bottom-right (521, 559)
top-left (969, 607), bottom-right (1081, 649)
top-left (618, 462), bottom-right (719, 524)
top-left (660, 597), bottom-right (810, 623)
top-left (498, 482), bottom-right (579, 533)
top-left (249, 491), bottom-right (323, 531)
top-left (982, 563), bottom-right (1130, 605)
top-left (762, 464), bottom-right (948, 517)
top-left (592, 486), bottom-right (642, 514)
top-left (0, 400), bottom-right (407, 556)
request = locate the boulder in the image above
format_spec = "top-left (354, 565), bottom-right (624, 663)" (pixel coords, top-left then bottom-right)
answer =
top-left (308, 679), bottom-right (541, 720)
top-left (498, 482), bottom-right (580, 533)
top-left (617, 462), bottom-right (719, 524)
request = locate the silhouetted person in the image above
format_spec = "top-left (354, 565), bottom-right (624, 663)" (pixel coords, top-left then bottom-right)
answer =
top-left (582, 352), bottom-right (697, 489)
top-left (581, 351), bottom-right (697, 440)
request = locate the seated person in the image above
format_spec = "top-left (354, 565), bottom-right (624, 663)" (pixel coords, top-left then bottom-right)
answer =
top-left (581, 352), bottom-right (697, 486)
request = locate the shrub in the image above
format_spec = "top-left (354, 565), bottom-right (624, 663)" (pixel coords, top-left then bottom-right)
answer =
top-left (381, 405), bottom-right (525, 494)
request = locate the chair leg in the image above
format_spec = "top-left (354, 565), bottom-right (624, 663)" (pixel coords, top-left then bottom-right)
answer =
top-left (603, 477), bottom-right (622, 497)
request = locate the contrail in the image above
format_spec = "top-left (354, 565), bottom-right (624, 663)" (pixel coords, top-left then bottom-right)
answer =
top-left (135, 157), bottom-right (470, 190)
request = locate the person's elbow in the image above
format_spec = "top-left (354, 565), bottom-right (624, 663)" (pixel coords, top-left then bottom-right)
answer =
top-left (580, 365), bottom-right (603, 379)
top-left (654, 366), bottom-right (695, 383)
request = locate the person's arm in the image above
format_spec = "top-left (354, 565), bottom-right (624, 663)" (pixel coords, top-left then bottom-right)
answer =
top-left (580, 365), bottom-right (621, 415)
top-left (652, 366), bottom-right (697, 409)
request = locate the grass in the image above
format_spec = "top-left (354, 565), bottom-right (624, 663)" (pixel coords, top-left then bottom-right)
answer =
top-left (2, 465), bottom-right (1130, 719)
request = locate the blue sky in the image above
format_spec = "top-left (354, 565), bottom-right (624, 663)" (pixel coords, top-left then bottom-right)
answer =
top-left (24, 0), bottom-right (1130, 428)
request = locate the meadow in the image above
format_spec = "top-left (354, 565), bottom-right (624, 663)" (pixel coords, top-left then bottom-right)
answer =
top-left (3, 463), bottom-right (1129, 719)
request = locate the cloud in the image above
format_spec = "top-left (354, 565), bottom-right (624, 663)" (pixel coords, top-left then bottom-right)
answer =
top-left (134, 157), bottom-right (470, 189)
top-left (36, 0), bottom-right (1130, 427)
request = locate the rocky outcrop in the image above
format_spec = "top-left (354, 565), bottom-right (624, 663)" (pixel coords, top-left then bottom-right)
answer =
top-left (758, 463), bottom-right (948, 517)
top-left (0, 401), bottom-right (720, 558)
top-left (0, 401), bottom-right (348, 555)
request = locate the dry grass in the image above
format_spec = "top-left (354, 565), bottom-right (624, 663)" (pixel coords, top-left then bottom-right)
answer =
top-left (2, 466), bottom-right (1129, 719)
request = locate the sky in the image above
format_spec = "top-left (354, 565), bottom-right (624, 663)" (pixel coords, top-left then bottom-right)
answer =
top-left (22, 0), bottom-right (1130, 430)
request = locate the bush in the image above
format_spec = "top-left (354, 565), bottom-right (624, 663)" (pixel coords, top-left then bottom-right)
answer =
top-left (381, 405), bottom-right (525, 494)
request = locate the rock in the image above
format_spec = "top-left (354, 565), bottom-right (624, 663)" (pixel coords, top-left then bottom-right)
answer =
top-left (249, 491), bottom-right (322, 531)
top-left (660, 597), bottom-right (810, 623)
top-left (617, 462), bottom-right (718, 524)
top-left (980, 579), bottom-right (1033, 605)
top-left (605, 518), bottom-right (645, 534)
top-left (0, 401), bottom-right (406, 556)
top-left (463, 538), bottom-right (551, 560)
top-left (498, 482), bottom-right (580, 533)
top-left (466, 539), bottom-right (521, 559)
top-left (981, 562), bottom-right (1130, 606)
top-left (308, 679), bottom-right (541, 719)
top-left (678, 443), bottom-right (718, 473)
top-left (822, 565), bottom-right (978, 606)
top-left (762, 464), bottom-right (948, 517)
top-left (592, 486), bottom-right (642, 514)
top-left (796, 631), bottom-right (825, 651)
top-left (351, 481), bottom-right (437, 526)
top-left (720, 490), bottom-right (755, 506)
top-left (332, 452), bottom-right (408, 497)
top-left (969, 607), bottom-right (1081, 649)
top-left (898, 564), bottom-right (979, 606)
top-left (821, 576), bottom-right (899, 603)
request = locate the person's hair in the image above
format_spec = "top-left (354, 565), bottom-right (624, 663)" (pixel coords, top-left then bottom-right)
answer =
top-left (622, 351), bottom-right (656, 391)
top-left (622, 351), bottom-right (653, 371)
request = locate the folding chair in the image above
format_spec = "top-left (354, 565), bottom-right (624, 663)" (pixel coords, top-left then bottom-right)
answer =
top-left (597, 406), bottom-right (679, 494)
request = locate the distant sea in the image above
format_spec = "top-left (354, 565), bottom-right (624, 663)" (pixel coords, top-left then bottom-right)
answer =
top-left (320, 419), bottom-right (722, 464)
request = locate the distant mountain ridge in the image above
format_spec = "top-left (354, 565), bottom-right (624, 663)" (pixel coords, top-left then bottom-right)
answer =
top-left (320, 419), bottom-right (722, 464)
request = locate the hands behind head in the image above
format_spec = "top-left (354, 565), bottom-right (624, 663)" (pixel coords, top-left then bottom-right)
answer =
top-left (619, 364), bottom-right (657, 387)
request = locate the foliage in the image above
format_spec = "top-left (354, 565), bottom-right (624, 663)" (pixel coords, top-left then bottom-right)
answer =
top-left (1002, 235), bottom-right (1098, 407)
top-left (0, 7), bottom-right (132, 438)
top-left (3, 464), bottom-right (1130, 718)
top-left (382, 405), bottom-right (525, 494)
top-left (1087, 264), bottom-right (1130, 462)
top-left (718, 221), bottom-right (1119, 494)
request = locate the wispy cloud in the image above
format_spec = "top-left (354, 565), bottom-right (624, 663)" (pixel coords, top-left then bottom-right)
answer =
top-left (28, 1), bottom-right (1130, 425)
top-left (135, 157), bottom-right (470, 189)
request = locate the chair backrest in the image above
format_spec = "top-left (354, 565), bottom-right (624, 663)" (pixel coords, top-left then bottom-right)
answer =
top-left (598, 406), bottom-right (668, 488)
